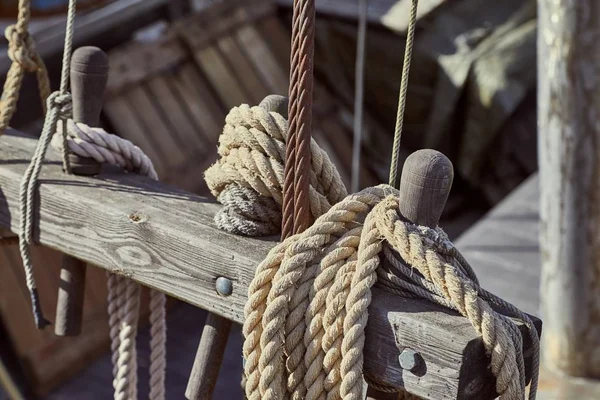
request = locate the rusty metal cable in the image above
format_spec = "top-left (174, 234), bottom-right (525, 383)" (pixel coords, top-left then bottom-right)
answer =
top-left (281, 0), bottom-right (316, 239)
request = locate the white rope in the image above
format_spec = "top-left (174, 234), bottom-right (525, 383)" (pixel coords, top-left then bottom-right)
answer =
top-left (17, 0), bottom-right (77, 329)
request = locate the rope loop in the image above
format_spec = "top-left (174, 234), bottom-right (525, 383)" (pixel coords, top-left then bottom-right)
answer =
top-left (5, 24), bottom-right (38, 72)
top-left (47, 91), bottom-right (73, 118)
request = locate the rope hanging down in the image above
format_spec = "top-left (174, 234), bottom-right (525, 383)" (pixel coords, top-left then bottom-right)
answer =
top-left (0, 0), bottom-right (51, 134)
top-left (17, 0), bottom-right (78, 329)
top-left (389, 0), bottom-right (419, 189)
top-left (205, 98), bottom-right (539, 400)
top-left (282, 0), bottom-right (316, 239)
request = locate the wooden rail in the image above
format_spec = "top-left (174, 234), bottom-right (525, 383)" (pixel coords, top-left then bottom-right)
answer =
top-left (0, 129), bottom-right (539, 399)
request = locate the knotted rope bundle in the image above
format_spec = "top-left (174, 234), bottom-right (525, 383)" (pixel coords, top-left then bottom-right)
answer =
top-left (204, 103), bottom-right (347, 236)
top-left (241, 185), bottom-right (538, 400)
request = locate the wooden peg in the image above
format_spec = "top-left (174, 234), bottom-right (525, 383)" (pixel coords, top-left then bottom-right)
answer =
top-left (67, 46), bottom-right (109, 176)
top-left (368, 149), bottom-right (453, 398)
top-left (185, 312), bottom-right (233, 399)
top-left (55, 47), bottom-right (109, 337)
top-left (398, 148), bottom-right (454, 228)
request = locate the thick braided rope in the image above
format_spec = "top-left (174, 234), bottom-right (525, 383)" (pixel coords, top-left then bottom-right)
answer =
top-left (242, 185), bottom-right (538, 400)
top-left (282, 0), bottom-right (316, 238)
top-left (0, 0), bottom-right (51, 134)
top-left (51, 120), bottom-right (158, 179)
top-left (205, 104), bottom-right (347, 236)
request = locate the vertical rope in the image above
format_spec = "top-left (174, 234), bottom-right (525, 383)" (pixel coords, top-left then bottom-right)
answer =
top-left (388, 0), bottom-right (419, 189)
top-left (17, 0), bottom-right (77, 329)
top-left (282, 0), bottom-right (316, 239)
top-left (351, 0), bottom-right (368, 193)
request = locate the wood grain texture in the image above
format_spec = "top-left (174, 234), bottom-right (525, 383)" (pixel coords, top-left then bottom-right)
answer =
top-left (538, 0), bottom-right (600, 378)
top-left (0, 130), bottom-right (540, 397)
top-left (399, 149), bottom-right (454, 228)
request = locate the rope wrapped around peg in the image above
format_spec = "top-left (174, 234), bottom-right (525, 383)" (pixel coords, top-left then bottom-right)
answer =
top-left (205, 98), bottom-right (539, 400)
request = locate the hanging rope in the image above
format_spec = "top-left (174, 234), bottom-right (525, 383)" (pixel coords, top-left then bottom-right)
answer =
top-left (0, 0), bottom-right (51, 134)
top-left (389, 0), bottom-right (419, 189)
top-left (281, 0), bottom-right (316, 239)
top-left (351, 0), bottom-right (368, 193)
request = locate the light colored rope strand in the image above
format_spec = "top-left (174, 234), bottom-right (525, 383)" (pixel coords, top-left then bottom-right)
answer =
top-left (16, 0), bottom-right (76, 329)
top-left (351, 0), bottom-right (368, 193)
top-left (389, 0), bottom-right (419, 189)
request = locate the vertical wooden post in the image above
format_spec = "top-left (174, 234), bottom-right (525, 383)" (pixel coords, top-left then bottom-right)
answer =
top-left (538, 0), bottom-right (600, 378)
top-left (55, 47), bottom-right (109, 336)
top-left (368, 148), bottom-right (453, 400)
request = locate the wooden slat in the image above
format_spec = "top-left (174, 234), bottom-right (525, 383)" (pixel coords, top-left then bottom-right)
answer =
top-left (275, 0), bottom-right (446, 32)
top-left (0, 130), bottom-right (539, 399)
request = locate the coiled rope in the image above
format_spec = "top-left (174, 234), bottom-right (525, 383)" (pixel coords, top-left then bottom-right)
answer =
top-left (205, 99), bottom-right (347, 236)
top-left (0, 0), bottom-right (51, 134)
top-left (205, 98), bottom-right (539, 399)
top-left (7, 0), bottom-right (167, 397)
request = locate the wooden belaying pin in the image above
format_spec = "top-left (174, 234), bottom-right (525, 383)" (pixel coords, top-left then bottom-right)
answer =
top-left (367, 149), bottom-right (453, 400)
top-left (55, 47), bottom-right (109, 336)
top-left (397, 148), bottom-right (453, 229)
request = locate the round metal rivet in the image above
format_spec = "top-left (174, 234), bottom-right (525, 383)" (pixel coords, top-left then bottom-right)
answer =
top-left (215, 277), bottom-right (233, 296)
top-left (398, 348), bottom-right (422, 372)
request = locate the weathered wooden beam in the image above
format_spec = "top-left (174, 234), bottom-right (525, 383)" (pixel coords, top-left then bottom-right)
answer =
top-left (538, 0), bottom-right (600, 378)
top-left (0, 130), bottom-right (539, 399)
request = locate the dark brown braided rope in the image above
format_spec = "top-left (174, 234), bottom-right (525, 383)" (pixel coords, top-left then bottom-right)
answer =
top-left (281, 0), bottom-right (315, 239)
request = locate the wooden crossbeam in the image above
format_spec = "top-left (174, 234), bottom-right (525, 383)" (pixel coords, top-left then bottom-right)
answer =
top-left (0, 129), bottom-right (539, 399)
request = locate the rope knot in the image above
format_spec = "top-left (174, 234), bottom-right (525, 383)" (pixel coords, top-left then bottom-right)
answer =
top-left (5, 25), bottom-right (39, 72)
top-left (47, 92), bottom-right (73, 119)
top-left (205, 98), bottom-right (347, 236)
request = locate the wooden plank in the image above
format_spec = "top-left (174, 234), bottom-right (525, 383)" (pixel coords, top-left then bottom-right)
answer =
top-left (275, 0), bottom-right (446, 32)
top-left (455, 174), bottom-right (540, 316)
top-left (0, 0), bottom-right (172, 76)
top-left (235, 24), bottom-right (289, 95)
top-left (0, 130), bottom-right (539, 398)
top-left (215, 37), bottom-right (266, 104)
top-left (102, 96), bottom-right (169, 177)
top-left (169, 62), bottom-right (226, 146)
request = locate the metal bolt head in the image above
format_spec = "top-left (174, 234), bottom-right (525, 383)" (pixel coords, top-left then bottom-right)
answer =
top-left (399, 348), bottom-right (422, 372)
top-left (215, 277), bottom-right (233, 296)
